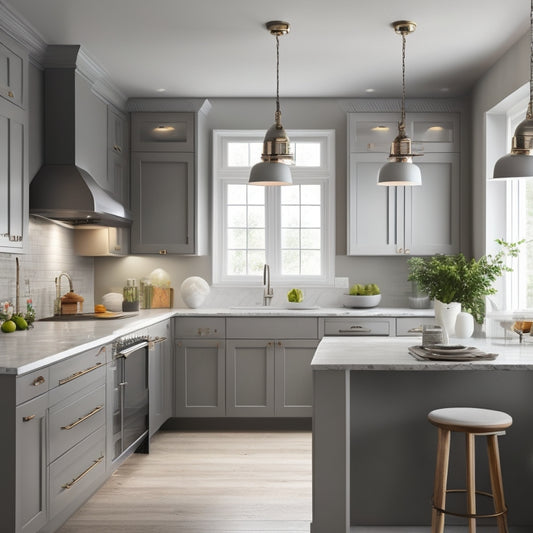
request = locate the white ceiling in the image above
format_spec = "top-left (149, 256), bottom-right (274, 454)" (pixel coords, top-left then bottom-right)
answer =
top-left (4, 0), bottom-right (531, 99)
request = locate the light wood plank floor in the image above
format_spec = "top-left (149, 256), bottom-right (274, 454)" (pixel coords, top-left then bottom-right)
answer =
top-left (58, 430), bottom-right (312, 533)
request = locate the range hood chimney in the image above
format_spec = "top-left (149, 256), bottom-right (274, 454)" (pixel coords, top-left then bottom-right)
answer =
top-left (30, 45), bottom-right (131, 227)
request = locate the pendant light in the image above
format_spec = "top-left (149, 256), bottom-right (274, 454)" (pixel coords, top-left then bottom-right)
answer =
top-left (493, 0), bottom-right (533, 179)
top-left (249, 21), bottom-right (293, 186)
top-left (378, 20), bottom-right (422, 186)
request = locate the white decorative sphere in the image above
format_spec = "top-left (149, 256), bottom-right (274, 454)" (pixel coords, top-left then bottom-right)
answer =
top-left (180, 277), bottom-right (210, 308)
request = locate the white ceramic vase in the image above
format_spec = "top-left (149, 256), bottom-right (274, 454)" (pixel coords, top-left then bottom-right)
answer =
top-left (434, 300), bottom-right (461, 342)
top-left (455, 311), bottom-right (475, 338)
top-left (180, 276), bottom-right (210, 308)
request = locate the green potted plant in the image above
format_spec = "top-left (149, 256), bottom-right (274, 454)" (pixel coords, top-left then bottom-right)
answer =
top-left (407, 239), bottom-right (522, 325)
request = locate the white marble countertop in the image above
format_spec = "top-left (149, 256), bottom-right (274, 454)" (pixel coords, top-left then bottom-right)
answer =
top-left (311, 336), bottom-right (533, 371)
top-left (0, 306), bottom-right (433, 376)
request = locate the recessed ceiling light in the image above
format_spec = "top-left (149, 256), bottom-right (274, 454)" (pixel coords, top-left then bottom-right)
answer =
top-left (440, 87), bottom-right (450, 93)
top-left (365, 88), bottom-right (375, 93)
top-left (156, 88), bottom-right (166, 93)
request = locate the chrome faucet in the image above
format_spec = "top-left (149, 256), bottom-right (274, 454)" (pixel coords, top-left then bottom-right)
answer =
top-left (263, 264), bottom-right (273, 306)
top-left (54, 272), bottom-right (74, 315)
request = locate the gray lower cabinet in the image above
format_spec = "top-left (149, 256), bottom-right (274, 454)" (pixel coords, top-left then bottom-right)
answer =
top-left (16, 394), bottom-right (47, 533)
top-left (226, 317), bottom-right (319, 418)
top-left (226, 339), bottom-right (275, 417)
top-left (175, 338), bottom-right (225, 417)
top-left (149, 320), bottom-right (173, 435)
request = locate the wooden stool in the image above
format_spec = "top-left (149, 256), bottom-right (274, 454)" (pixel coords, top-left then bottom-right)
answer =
top-left (428, 407), bottom-right (512, 533)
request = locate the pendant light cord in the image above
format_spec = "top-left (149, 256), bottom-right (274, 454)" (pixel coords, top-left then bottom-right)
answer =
top-left (513, 1), bottom-right (533, 120)
top-left (275, 34), bottom-right (281, 125)
top-left (400, 31), bottom-right (407, 130)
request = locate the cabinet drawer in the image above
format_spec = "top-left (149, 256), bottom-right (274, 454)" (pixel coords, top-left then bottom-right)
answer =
top-left (131, 112), bottom-right (194, 152)
top-left (0, 40), bottom-right (23, 108)
top-left (49, 345), bottom-right (107, 399)
top-left (49, 384), bottom-right (105, 463)
top-left (227, 317), bottom-right (318, 339)
top-left (175, 317), bottom-right (225, 338)
top-left (49, 425), bottom-right (106, 520)
top-left (323, 318), bottom-right (394, 336)
top-left (396, 316), bottom-right (437, 336)
top-left (16, 368), bottom-right (50, 404)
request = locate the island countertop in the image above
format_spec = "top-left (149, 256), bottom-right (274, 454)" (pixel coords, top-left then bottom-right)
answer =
top-left (311, 336), bottom-right (533, 371)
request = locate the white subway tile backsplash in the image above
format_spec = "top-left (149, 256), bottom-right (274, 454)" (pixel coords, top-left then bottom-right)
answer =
top-left (0, 216), bottom-right (94, 319)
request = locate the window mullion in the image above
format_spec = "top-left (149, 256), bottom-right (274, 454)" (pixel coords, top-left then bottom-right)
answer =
top-left (265, 186), bottom-right (281, 277)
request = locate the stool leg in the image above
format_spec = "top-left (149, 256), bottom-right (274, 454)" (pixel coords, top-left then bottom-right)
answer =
top-left (465, 433), bottom-right (476, 533)
top-left (432, 427), bottom-right (451, 533)
top-left (487, 435), bottom-right (509, 533)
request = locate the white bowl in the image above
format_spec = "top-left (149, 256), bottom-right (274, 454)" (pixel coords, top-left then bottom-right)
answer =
top-left (342, 294), bottom-right (382, 308)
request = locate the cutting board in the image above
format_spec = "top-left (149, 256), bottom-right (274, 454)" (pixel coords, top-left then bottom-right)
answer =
top-left (92, 311), bottom-right (136, 319)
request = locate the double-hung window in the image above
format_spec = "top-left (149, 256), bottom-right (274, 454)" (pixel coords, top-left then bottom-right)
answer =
top-left (212, 130), bottom-right (335, 286)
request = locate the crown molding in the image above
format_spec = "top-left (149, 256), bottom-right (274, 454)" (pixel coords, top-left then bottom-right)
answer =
top-left (127, 98), bottom-right (212, 115)
top-left (0, 1), bottom-right (127, 110)
top-left (338, 98), bottom-right (466, 114)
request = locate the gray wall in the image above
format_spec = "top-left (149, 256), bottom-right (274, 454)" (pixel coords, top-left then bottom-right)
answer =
top-left (95, 97), bottom-right (415, 308)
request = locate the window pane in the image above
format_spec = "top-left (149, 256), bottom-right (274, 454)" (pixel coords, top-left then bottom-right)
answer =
top-left (248, 206), bottom-right (265, 228)
top-left (281, 185), bottom-right (300, 205)
top-left (250, 143), bottom-right (262, 165)
top-left (295, 142), bottom-right (321, 166)
top-left (227, 205), bottom-right (247, 227)
top-left (301, 250), bottom-right (321, 275)
top-left (227, 250), bottom-right (246, 275)
top-left (282, 228), bottom-right (300, 248)
top-left (281, 205), bottom-right (300, 227)
top-left (227, 143), bottom-right (250, 166)
top-left (248, 251), bottom-right (266, 274)
top-left (247, 185), bottom-right (265, 205)
top-left (248, 228), bottom-right (265, 249)
top-left (282, 250), bottom-right (300, 275)
top-left (228, 228), bottom-right (246, 248)
top-left (227, 184), bottom-right (247, 204)
top-left (301, 184), bottom-right (321, 204)
top-left (301, 206), bottom-right (321, 228)
top-left (301, 228), bottom-right (321, 249)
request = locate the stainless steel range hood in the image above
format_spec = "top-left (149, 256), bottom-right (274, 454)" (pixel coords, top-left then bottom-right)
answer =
top-left (30, 45), bottom-right (131, 227)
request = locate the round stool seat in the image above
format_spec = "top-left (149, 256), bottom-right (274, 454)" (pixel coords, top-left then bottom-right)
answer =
top-left (428, 407), bottom-right (512, 434)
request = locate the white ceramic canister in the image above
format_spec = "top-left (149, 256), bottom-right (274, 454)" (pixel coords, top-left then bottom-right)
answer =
top-left (455, 311), bottom-right (475, 338)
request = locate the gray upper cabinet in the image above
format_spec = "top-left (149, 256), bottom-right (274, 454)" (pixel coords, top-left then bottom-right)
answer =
top-left (131, 112), bottom-right (195, 152)
top-left (131, 151), bottom-right (195, 254)
top-left (0, 39), bottom-right (24, 109)
top-left (107, 106), bottom-right (129, 205)
top-left (347, 111), bottom-right (461, 256)
top-left (129, 101), bottom-right (210, 255)
top-left (0, 30), bottom-right (28, 252)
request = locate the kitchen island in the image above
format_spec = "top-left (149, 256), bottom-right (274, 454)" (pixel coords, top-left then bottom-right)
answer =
top-left (311, 336), bottom-right (533, 533)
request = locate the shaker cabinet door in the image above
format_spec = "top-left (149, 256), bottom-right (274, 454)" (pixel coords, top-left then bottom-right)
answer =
top-left (347, 153), bottom-right (399, 255)
top-left (131, 152), bottom-right (195, 254)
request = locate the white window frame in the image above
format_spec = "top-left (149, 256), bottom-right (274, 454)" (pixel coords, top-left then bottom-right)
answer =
top-left (486, 87), bottom-right (529, 311)
top-left (212, 129), bottom-right (335, 287)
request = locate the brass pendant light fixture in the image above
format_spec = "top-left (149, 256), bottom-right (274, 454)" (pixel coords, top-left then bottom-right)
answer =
top-left (378, 20), bottom-right (422, 186)
top-left (493, 0), bottom-right (533, 179)
top-left (249, 21), bottom-right (294, 186)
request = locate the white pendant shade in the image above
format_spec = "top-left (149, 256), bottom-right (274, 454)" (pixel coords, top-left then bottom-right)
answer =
top-left (493, 153), bottom-right (533, 179)
top-left (377, 161), bottom-right (421, 186)
top-left (249, 161), bottom-right (292, 185)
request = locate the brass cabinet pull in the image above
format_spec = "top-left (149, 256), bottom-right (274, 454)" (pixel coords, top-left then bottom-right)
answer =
top-left (22, 414), bottom-right (35, 422)
top-left (408, 327), bottom-right (423, 333)
top-left (58, 362), bottom-right (103, 385)
top-left (32, 375), bottom-right (46, 386)
top-left (148, 336), bottom-right (167, 349)
top-left (62, 455), bottom-right (104, 490)
top-left (61, 405), bottom-right (104, 430)
top-left (338, 325), bottom-right (372, 334)
top-left (159, 249), bottom-right (167, 255)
